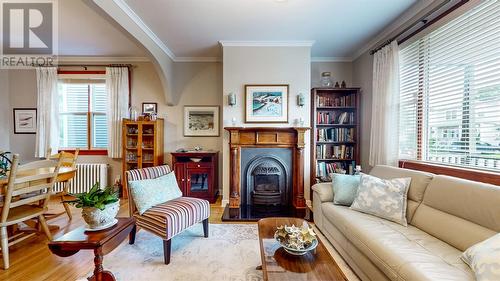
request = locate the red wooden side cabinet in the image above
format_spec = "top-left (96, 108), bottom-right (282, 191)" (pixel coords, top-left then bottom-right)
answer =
top-left (171, 151), bottom-right (219, 203)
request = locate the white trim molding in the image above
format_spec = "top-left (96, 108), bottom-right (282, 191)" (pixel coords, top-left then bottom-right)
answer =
top-left (219, 40), bottom-right (315, 47)
top-left (57, 56), bottom-right (150, 63)
top-left (174, 57), bottom-right (221, 63)
top-left (311, 57), bottom-right (352, 62)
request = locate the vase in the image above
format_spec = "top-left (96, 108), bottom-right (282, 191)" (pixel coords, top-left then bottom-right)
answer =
top-left (81, 201), bottom-right (120, 229)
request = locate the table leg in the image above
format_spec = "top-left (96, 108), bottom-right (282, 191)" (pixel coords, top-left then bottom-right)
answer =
top-left (88, 247), bottom-right (116, 281)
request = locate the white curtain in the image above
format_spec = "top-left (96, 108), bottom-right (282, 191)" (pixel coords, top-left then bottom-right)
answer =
top-left (106, 67), bottom-right (129, 158)
top-left (369, 41), bottom-right (400, 167)
top-left (35, 67), bottom-right (59, 158)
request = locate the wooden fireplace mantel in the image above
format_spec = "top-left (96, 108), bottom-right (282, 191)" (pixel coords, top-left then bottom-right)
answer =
top-left (224, 127), bottom-right (310, 209)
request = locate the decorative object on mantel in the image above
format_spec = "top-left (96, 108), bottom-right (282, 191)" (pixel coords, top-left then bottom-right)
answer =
top-left (13, 108), bottom-right (37, 134)
top-left (142, 102), bottom-right (157, 114)
top-left (341, 80), bottom-right (347, 88)
top-left (297, 93), bottom-right (305, 107)
top-left (245, 84), bottom-right (289, 123)
top-left (320, 72), bottom-right (333, 87)
top-left (184, 106), bottom-right (220, 137)
top-left (275, 221), bottom-right (318, 256)
top-left (228, 92), bottom-right (237, 106)
top-left (334, 82), bottom-right (340, 88)
top-left (65, 182), bottom-right (120, 231)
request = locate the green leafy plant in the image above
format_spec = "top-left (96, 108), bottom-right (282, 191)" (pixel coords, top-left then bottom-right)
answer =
top-left (65, 182), bottom-right (119, 210)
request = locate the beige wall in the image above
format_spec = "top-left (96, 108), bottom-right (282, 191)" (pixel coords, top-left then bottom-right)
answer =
top-left (222, 45), bottom-right (312, 205)
top-left (311, 62), bottom-right (353, 88)
top-left (0, 70), bottom-right (11, 151)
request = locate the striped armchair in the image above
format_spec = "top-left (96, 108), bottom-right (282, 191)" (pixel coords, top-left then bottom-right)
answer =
top-left (126, 165), bottom-right (210, 265)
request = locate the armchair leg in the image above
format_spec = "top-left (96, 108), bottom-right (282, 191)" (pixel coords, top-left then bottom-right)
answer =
top-left (202, 218), bottom-right (209, 238)
top-left (1, 226), bottom-right (9, 269)
top-left (163, 239), bottom-right (171, 265)
top-left (129, 225), bottom-right (136, 244)
top-left (38, 215), bottom-right (52, 241)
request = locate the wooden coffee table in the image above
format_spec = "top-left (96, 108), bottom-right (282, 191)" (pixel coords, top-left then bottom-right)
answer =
top-left (257, 217), bottom-right (347, 281)
top-left (48, 217), bottom-right (136, 281)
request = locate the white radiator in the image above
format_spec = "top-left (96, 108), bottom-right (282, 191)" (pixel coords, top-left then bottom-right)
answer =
top-left (54, 163), bottom-right (108, 194)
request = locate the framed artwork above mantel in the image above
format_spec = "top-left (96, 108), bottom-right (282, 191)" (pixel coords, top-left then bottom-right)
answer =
top-left (245, 84), bottom-right (289, 123)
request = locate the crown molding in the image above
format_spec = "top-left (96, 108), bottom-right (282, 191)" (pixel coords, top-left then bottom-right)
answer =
top-left (219, 40), bottom-right (315, 47)
top-left (112, 0), bottom-right (176, 60)
top-left (57, 56), bottom-right (150, 63)
top-left (311, 57), bottom-right (352, 62)
top-left (174, 57), bottom-right (221, 62)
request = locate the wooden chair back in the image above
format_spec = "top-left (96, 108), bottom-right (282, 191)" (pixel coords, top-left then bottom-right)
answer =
top-left (1, 154), bottom-right (63, 224)
top-left (47, 148), bottom-right (79, 168)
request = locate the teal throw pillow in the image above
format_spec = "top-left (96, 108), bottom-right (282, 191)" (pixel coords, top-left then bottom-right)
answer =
top-left (129, 171), bottom-right (182, 215)
top-left (332, 174), bottom-right (361, 206)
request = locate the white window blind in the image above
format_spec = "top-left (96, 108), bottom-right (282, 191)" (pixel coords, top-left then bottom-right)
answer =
top-left (399, 0), bottom-right (500, 171)
top-left (58, 80), bottom-right (108, 149)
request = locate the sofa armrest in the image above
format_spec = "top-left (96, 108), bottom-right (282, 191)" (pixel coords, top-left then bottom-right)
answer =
top-left (311, 182), bottom-right (333, 203)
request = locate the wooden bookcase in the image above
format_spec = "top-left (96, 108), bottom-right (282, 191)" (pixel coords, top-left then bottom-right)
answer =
top-left (310, 88), bottom-right (361, 186)
top-left (122, 118), bottom-right (164, 198)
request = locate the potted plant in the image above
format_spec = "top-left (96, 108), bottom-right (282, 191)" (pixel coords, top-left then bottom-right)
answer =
top-left (66, 182), bottom-right (120, 230)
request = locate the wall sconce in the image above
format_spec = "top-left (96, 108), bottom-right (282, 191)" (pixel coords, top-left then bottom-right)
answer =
top-left (297, 93), bottom-right (305, 107)
top-left (228, 92), bottom-right (236, 106)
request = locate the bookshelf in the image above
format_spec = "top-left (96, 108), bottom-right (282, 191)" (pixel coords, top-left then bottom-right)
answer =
top-left (310, 87), bottom-right (361, 185)
top-left (122, 118), bottom-right (164, 198)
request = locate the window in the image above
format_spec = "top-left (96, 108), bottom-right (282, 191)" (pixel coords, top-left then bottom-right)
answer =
top-left (399, 1), bottom-right (500, 171)
top-left (58, 80), bottom-right (108, 150)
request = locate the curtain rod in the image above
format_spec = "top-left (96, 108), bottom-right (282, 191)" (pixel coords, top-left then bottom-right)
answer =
top-left (370, 0), bottom-right (468, 55)
top-left (57, 64), bottom-right (134, 70)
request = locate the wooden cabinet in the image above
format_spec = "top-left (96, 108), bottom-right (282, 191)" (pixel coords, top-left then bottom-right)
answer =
top-left (171, 151), bottom-right (218, 203)
top-left (122, 118), bottom-right (164, 198)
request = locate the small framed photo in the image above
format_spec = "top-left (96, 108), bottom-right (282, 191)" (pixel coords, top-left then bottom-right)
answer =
top-left (184, 106), bottom-right (220, 137)
top-left (13, 108), bottom-right (37, 134)
top-left (245, 84), bottom-right (289, 123)
top-left (142, 102), bottom-right (158, 114)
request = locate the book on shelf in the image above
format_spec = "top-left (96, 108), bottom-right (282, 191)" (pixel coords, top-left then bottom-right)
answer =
top-left (316, 161), bottom-right (356, 178)
top-left (316, 111), bottom-right (355, 124)
top-left (316, 93), bottom-right (356, 107)
top-left (316, 144), bottom-right (354, 160)
top-left (317, 128), bottom-right (355, 142)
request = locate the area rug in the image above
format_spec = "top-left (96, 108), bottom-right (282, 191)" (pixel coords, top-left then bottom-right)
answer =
top-left (77, 223), bottom-right (359, 281)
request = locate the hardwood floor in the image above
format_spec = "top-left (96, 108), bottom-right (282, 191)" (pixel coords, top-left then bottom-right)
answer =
top-left (0, 196), bottom-right (238, 281)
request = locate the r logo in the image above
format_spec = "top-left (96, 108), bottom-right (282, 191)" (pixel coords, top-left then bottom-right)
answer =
top-left (2, 2), bottom-right (53, 54)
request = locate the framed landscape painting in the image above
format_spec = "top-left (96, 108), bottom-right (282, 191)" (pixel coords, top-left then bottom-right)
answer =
top-left (245, 85), bottom-right (289, 123)
top-left (184, 106), bottom-right (220, 137)
top-left (13, 108), bottom-right (37, 134)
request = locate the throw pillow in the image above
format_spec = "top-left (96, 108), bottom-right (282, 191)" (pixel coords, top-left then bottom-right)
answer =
top-left (462, 233), bottom-right (500, 281)
top-left (128, 171), bottom-right (182, 215)
top-left (350, 174), bottom-right (411, 226)
top-left (332, 174), bottom-right (361, 206)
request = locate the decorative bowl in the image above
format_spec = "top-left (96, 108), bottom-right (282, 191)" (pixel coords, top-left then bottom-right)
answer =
top-left (190, 158), bottom-right (202, 162)
top-left (274, 223), bottom-right (318, 256)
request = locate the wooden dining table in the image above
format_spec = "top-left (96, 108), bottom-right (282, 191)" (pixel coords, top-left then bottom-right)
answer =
top-left (0, 166), bottom-right (77, 194)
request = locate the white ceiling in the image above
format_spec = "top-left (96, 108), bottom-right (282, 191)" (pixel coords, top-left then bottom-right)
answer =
top-left (57, 0), bottom-right (145, 57)
top-left (122, 0), bottom-right (417, 60)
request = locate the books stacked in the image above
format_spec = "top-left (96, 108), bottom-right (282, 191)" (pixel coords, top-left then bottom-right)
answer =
top-left (316, 144), bottom-right (354, 159)
top-left (316, 111), bottom-right (355, 124)
top-left (317, 93), bottom-right (356, 107)
top-left (317, 128), bottom-right (355, 142)
top-left (316, 161), bottom-right (357, 178)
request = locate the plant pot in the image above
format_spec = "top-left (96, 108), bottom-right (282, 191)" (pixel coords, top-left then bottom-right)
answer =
top-left (81, 201), bottom-right (120, 229)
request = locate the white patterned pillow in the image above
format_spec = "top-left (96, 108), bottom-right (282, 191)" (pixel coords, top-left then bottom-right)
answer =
top-left (462, 233), bottom-right (500, 281)
top-left (350, 174), bottom-right (411, 226)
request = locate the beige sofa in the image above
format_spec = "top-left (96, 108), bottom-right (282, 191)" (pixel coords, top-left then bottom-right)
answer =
top-left (312, 165), bottom-right (500, 281)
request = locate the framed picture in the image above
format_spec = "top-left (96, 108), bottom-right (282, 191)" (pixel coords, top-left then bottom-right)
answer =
top-left (245, 84), bottom-right (289, 123)
top-left (142, 102), bottom-right (158, 114)
top-left (184, 106), bottom-right (220, 137)
top-left (13, 108), bottom-right (37, 134)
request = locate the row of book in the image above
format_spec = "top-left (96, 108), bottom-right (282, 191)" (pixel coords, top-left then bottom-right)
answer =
top-left (316, 161), bottom-right (357, 178)
top-left (317, 128), bottom-right (355, 142)
top-left (317, 93), bottom-right (356, 107)
top-left (316, 144), bottom-right (354, 160)
top-left (316, 111), bottom-right (355, 125)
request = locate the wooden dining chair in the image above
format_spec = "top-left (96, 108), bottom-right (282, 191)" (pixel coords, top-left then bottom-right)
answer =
top-left (46, 148), bottom-right (79, 220)
top-left (0, 154), bottom-right (63, 269)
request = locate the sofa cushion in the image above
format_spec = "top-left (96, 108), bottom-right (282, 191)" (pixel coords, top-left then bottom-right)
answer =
top-left (322, 202), bottom-right (474, 281)
top-left (412, 175), bottom-right (499, 251)
top-left (332, 174), bottom-right (360, 206)
top-left (369, 165), bottom-right (434, 222)
top-left (462, 233), bottom-right (500, 281)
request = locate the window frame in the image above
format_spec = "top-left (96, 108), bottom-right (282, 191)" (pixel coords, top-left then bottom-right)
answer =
top-left (57, 70), bottom-right (108, 156)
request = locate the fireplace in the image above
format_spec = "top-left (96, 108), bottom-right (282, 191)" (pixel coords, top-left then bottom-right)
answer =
top-left (241, 148), bottom-right (292, 207)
